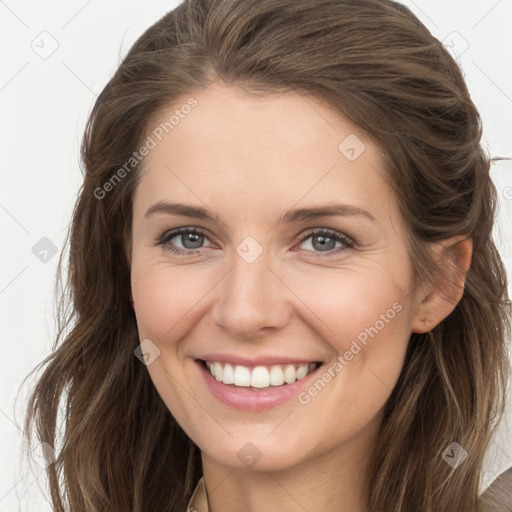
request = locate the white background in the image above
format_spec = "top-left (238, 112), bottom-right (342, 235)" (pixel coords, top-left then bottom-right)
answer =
top-left (1, 1), bottom-right (511, 510)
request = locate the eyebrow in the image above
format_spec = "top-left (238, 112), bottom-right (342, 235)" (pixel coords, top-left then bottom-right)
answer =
top-left (145, 201), bottom-right (377, 225)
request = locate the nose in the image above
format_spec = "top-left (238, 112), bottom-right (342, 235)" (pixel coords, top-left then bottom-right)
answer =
top-left (211, 248), bottom-right (292, 339)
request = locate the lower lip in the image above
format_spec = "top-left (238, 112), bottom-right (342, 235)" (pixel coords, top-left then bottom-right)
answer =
top-left (195, 359), bottom-right (323, 412)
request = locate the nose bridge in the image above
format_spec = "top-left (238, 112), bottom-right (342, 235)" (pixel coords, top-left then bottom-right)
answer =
top-left (212, 239), bottom-right (290, 337)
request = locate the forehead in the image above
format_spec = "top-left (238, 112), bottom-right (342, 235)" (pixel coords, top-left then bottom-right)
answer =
top-left (133, 82), bottom-right (402, 234)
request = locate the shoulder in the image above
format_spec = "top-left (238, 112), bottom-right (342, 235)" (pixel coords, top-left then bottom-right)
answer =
top-left (479, 467), bottom-right (512, 512)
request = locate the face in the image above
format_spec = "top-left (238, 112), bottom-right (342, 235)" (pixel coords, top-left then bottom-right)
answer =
top-left (130, 82), bottom-right (423, 472)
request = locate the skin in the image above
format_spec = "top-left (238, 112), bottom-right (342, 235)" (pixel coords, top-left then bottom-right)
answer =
top-left (129, 81), bottom-right (472, 512)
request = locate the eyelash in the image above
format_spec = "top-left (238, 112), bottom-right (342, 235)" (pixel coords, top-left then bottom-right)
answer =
top-left (154, 226), bottom-right (356, 258)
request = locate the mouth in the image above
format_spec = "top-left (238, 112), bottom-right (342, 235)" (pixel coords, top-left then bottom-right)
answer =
top-left (197, 359), bottom-right (323, 390)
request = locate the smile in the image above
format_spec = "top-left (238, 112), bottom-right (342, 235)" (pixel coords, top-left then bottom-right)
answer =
top-left (195, 358), bottom-right (325, 411)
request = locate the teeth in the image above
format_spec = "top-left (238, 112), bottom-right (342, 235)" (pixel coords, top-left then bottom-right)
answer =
top-left (283, 364), bottom-right (296, 384)
top-left (234, 365), bottom-right (251, 386)
top-left (269, 365), bottom-right (285, 386)
top-left (205, 361), bottom-right (317, 389)
top-left (213, 362), bottom-right (223, 382)
top-left (251, 366), bottom-right (269, 388)
top-left (222, 363), bottom-right (234, 384)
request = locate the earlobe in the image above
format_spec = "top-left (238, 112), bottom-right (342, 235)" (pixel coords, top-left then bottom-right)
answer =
top-left (411, 236), bottom-right (472, 334)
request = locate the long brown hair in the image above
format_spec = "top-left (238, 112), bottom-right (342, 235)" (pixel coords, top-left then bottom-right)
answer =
top-left (20, 0), bottom-right (511, 510)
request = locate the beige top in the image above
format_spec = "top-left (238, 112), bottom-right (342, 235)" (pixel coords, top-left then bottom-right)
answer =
top-left (186, 469), bottom-right (512, 512)
top-left (186, 477), bottom-right (209, 512)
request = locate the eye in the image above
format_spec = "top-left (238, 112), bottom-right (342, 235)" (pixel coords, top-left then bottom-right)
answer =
top-left (294, 228), bottom-right (355, 256)
top-left (155, 227), bottom-right (213, 255)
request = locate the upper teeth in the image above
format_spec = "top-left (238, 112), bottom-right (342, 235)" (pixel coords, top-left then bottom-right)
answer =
top-left (205, 361), bottom-right (317, 389)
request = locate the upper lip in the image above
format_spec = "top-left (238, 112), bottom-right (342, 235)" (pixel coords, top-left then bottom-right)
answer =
top-left (197, 353), bottom-right (323, 367)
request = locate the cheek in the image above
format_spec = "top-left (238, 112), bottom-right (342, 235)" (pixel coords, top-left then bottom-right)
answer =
top-left (131, 262), bottom-right (213, 342)
top-left (291, 267), bottom-right (410, 351)
top-left (130, 265), bottom-right (209, 426)
top-left (292, 270), bottom-right (411, 417)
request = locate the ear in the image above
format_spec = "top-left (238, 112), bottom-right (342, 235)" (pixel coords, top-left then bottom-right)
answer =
top-left (410, 236), bottom-right (473, 334)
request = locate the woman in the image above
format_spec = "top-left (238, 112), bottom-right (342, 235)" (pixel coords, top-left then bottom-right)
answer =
top-left (21, 0), bottom-right (511, 510)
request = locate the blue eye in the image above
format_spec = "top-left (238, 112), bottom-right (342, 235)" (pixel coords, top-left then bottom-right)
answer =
top-left (155, 227), bottom-right (355, 256)
top-left (297, 228), bottom-right (355, 254)
top-left (155, 227), bottom-right (212, 254)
